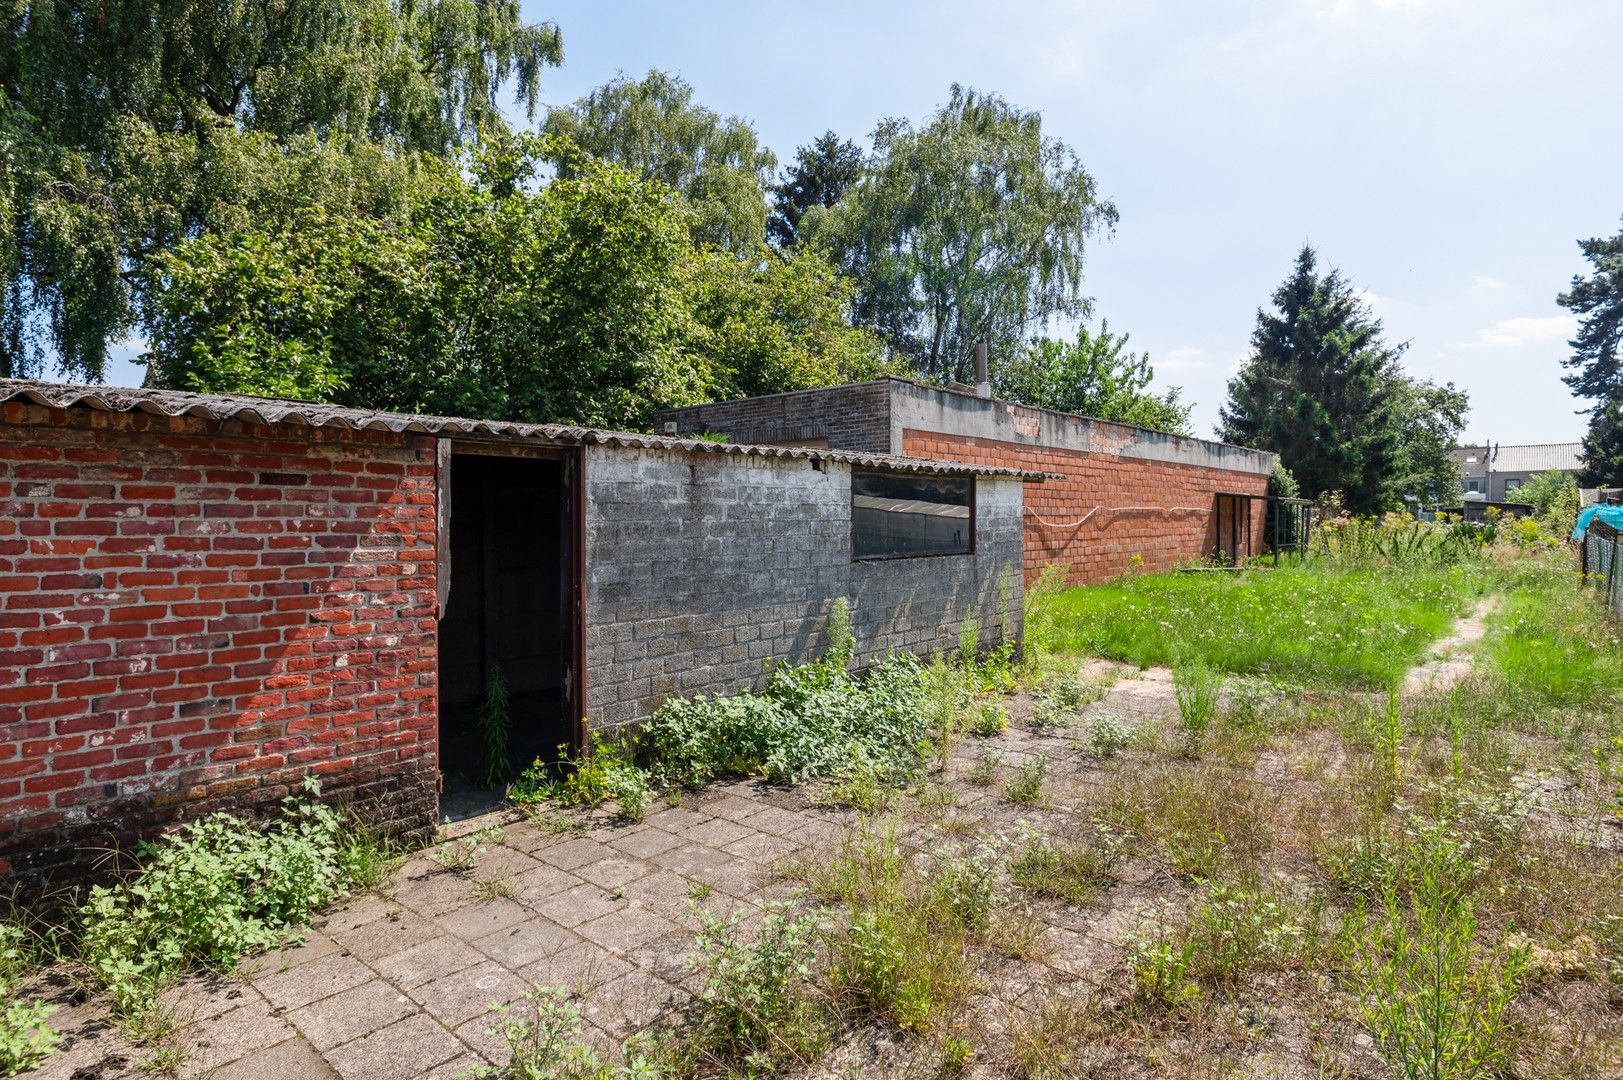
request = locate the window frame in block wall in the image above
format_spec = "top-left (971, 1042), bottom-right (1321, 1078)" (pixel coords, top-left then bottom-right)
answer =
top-left (850, 468), bottom-right (976, 561)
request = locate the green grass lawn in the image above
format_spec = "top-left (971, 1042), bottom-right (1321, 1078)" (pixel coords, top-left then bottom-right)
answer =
top-left (1479, 556), bottom-right (1623, 715)
top-left (1034, 563), bottom-right (1486, 689)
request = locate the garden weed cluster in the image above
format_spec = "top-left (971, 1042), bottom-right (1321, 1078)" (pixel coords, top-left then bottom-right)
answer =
top-left (77, 780), bottom-right (380, 1026)
top-left (0, 921), bottom-right (58, 1074)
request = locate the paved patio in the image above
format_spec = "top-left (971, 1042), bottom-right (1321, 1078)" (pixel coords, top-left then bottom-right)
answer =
top-left (24, 663), bottom-right (1181, 1080)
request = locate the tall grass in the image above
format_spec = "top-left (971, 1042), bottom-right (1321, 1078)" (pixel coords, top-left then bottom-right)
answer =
top-left (1040, 564), bottom-right (1482, 688)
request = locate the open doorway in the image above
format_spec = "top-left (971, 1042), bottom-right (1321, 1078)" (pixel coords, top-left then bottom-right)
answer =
top-left (437, 449), bottom-right (581, 819)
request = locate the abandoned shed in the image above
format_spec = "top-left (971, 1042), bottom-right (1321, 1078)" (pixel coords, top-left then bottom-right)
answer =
top-left (657, 377), bottom-right (1276, 584)
top-left (0, 380), bottom-right (1041, 888)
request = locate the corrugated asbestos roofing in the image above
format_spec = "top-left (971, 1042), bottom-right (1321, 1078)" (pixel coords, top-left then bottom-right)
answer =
top-left (0, 379), bottom-right (1057, 481)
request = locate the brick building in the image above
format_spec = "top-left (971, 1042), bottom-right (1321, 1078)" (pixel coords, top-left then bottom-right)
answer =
top-left (0, 380), bottom-right (1040, 888)
top-left (657, 378), bottom-right (1275, 584)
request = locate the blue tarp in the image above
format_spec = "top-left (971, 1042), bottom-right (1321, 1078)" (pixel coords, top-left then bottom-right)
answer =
top-left (1571, 504), bottom-right (1623, 541)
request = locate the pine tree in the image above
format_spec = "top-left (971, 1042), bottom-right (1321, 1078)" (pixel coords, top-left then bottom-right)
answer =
top-left (767, 132), bottom-right (864, 248)
top-left (1579, 398), bottom-right (1623, 487)
top-left (1219, 247), bottom-right (1407, 514)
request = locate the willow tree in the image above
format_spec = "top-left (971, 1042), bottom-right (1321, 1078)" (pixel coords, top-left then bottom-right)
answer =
top-left (0, 0), bottom-right (563, 380)
top-left (802, 84), bottom-right (1116, 384)
top-left (542, 70), bottom-right (775, 251)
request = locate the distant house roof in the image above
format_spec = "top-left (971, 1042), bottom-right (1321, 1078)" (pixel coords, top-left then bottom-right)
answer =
top-left (1455, 442), bottom-right (1583, 474)
top-left (0, 379), bottom-right (1058, 482)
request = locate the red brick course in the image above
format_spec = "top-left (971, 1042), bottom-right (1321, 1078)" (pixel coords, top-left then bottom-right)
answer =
top-left (0, 403), bottom-right (439, 890)
top-left (902, 430), bottom-right (1270, 585)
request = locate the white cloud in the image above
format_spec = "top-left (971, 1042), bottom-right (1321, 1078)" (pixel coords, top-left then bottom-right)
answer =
top-left (1355, 288), bottom-right (1384, 310)
top-left (1468, 275), bottom-right (1509, 296)
top-left (1157, 346), bottom-right (1209, 371)
top-left (1452, 314), bottom-right (1576, 350)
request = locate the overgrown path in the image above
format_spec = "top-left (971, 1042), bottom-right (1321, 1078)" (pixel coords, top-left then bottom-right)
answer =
top-left (1398, 594), bottom-right (1498, 698)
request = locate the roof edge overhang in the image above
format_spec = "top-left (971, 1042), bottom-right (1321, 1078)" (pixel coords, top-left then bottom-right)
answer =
top-left (0, 379), bottom-right (1056, 483)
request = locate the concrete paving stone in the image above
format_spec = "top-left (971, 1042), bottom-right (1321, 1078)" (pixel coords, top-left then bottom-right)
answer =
top-left (506, 863), bottom-right (586, 905)
top-left (286, 979), bottom-right (417, 1051)
top-left (573, 906), bottom-right (681, 953)
top-left (158, 973), bottom-right (258, 1025)
top-left (252, 952), bottom-right (376, 1012)
top-left (470, 917), bottom-right (581, 969)
top-left (536, 882), bottom-right (626, 929)
top-left (391, 867), bottom-right (484, 919)
top-left (579, 970), bottom-right (685, 1037)
top-left (180, 1001), bottom-right (298, 1072)
top-left (495, 820), bottom-right (571, 854)
top-left (518, 939), bottom-right (634, 994)
top-left (432, 896), bottom-right (533, 941)
top-left (238, 930), bottom-right (345, 977)
top-left (644, 806), bottom-right (712, 834)
top-left (420, 1052), bottom-right (495, 1080)
top-left (720, 831), bottom-right (801, 862)
top-left (699, 793), bottom-right (773, 822)
top-left (321, 1012), bottom-right (466, 1080)
top-left (466, 841), bottom-right (545, 877)
top-left (331, 906), bottom-right (443, 962)
top-left (575, 855), bottom-right (656, 890)
top-left (619, 928), bottom-right (701, 991)
top-left (371, 935), bottom-right (489, 991)
top-left (617, 869), bottom-right (705, 919)
top-left (452, 1010), bottom-right (511, 1065)
top-left (733, 805), bottom-right (810, 837)
top-left (678, 816), bottom-right (757, 848)
top-left (313, 895), bottom-right (404, 936)
top-left (606, 827), bottom-right (683, 860)
top-left (206, 1035), bottom-right (337, 1080)
top-left (409, 961), bottom-right (530, 1028)
top-left (535, 836), bottom-right (615, 871)
top-left (647, 842), bottom-right (734, 876)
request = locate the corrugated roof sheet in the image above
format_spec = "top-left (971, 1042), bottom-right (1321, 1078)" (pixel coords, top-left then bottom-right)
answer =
top-left (0, 379), bottom-right (1057, 481)
top-left (1456, 442), bottom-right (1583, 474)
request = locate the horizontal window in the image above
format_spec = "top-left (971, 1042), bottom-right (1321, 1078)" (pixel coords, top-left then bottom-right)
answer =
top-left (852, 470), bottom-right (973, 560)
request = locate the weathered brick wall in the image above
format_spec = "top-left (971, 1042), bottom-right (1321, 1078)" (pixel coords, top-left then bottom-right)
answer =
top-left (654, 382), bottom-right (893, 451)
top-left (583, 445), bottom-right (1024, 728)
top-left (0, 403), bottom-right (440, 889)
top-left (903, 431), bottom-right (1270, 585)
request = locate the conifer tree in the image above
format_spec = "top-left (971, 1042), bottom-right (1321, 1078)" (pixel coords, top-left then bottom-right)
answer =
top-left (1557, 217), bottom-right (1623, 486)
top-left (1220, 247), bottom-right (1408, 513)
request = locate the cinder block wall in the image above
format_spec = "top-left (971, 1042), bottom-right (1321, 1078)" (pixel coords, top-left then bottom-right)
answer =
top-left (0, 403), bottom-right (440, 889)
top-left (582, 444), bottom-right (1024, 728)
top-left (654, 382), bottom-right (892, 450)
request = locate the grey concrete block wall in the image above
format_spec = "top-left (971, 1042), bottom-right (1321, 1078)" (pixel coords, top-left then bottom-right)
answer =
top-left (653, 382), bottom-right (893, 452)
top-left (582, 444), bottom-right (1025, 728)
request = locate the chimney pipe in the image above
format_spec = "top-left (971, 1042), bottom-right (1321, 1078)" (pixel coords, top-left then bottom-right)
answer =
top-left (974, 341), bottom-right (990, 398)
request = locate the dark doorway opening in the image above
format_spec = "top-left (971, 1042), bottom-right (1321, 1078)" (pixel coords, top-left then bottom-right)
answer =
top-left (438, 450), bottom-right (581, 819)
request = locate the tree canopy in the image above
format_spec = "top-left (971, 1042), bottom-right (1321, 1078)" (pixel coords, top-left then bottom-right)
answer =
top-left (1220, 246), bottom-right (1465, 513)
top-left (149, 136), bottom-right (885, 429)
top-left (542, 70), bottom-right (775, 251)
top-left (802, 85), bottom-right (1116, 384)
top-left (1557, 217), bottom-right (1623, 486)
top-left (1, 0), bottom-right (563, 380)
top-left (767, 132), bottom-right (863, 249)
top-left (990, 322), bottom-right (1192, 435)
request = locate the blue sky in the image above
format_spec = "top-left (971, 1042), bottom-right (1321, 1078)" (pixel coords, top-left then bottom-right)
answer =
top-left (95, 2), bottom-right (1622, 444)
top-left (513, 0), bottom-right (1623, 444)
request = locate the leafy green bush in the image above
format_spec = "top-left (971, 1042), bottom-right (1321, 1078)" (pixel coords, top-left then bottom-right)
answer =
top-left (1085, 712), bottom-right (1133, 757)
top-left (641, 653), bottom-right (926, 788)
top-left (669, 902), bottom-right (832, 1072)
top-left (77, 779), bottom-right (354, 1020)
top-left (0, 923), bottom-right (58, 1074)
top-left (480, 984), bottom-right (660, 1079)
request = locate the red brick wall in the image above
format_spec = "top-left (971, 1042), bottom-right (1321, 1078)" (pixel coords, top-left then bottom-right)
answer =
top-left (903, 430), bottom-right (1271, 585)
top-left (0, 403), bottom-right (440, 889)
